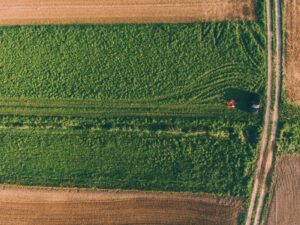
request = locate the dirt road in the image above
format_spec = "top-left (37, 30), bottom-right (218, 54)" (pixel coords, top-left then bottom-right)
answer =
top-left (244, 0), bottom-right (273, 224)
top-left (266, 155), bottom-right (300, 225)
top-left (252, 0), bottom-right (282, 224)
top-left (0, 0), bottom-right (255, 25)
top-left (0, 186), bottom-right (243, 225)
top-left (246, 0), bottom-right (282, 224)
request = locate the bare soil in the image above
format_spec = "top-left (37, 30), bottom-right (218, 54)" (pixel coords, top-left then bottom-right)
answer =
top-left (0, 186), bottom-right (243, 225)
top-left (266, 155), bottom-right (300, 225)
top-left (285, 0), bottom-right (300, 104)
top-left (0, 0), bottom-right (255, 25)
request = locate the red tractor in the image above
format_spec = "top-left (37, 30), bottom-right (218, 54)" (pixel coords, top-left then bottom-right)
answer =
top-left (227, 100), bottom-right (236, 109)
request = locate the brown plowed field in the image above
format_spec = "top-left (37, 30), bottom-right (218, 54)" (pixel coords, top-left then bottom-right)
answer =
top-left (266, 155), bottom-right (300, 225)
top-left (0, 186), bottom-right (243, 225)
top-left (285, 0), bottom-right (300, 104)
top-left (0, 0), bottom-right (255, 25)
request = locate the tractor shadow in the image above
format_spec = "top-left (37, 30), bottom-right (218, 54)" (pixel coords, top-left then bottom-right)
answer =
top-left (224, 89), bottom-right (259, 112)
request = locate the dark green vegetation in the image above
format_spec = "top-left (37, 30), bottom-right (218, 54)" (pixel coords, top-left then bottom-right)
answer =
top-left (0, 22), bottom-right (265, 104)
top-left (277, 103), bottom-right (300, 155)
top-left (0, 6), bottom-right (267, 199)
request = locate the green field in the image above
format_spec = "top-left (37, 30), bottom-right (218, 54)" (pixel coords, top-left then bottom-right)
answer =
top-left (0, 116), bottom-right (259, 197)
top-left (0, 22), bottom-right (265, 104)
top-left (0, 3), bottom-right (267, 199)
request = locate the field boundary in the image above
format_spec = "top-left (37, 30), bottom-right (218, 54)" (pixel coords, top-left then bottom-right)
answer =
top-left (0, 184), bottom-right (241, 203)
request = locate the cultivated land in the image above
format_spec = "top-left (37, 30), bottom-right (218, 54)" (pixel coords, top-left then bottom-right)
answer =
top-left (0, 12), bottom-right (267, 197)
top-left (0, 1), bottom-right (267, 197)
top-left (265, 155), bottom-right (300, 225)
top-left (0, 186), bottom-right (243, 225)
top-left (285, 0), bottom-right (300, 103)
top-left (0, 0), bottom-right (268, 224)
top-left (0, 0), bottom-right (255, 25)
